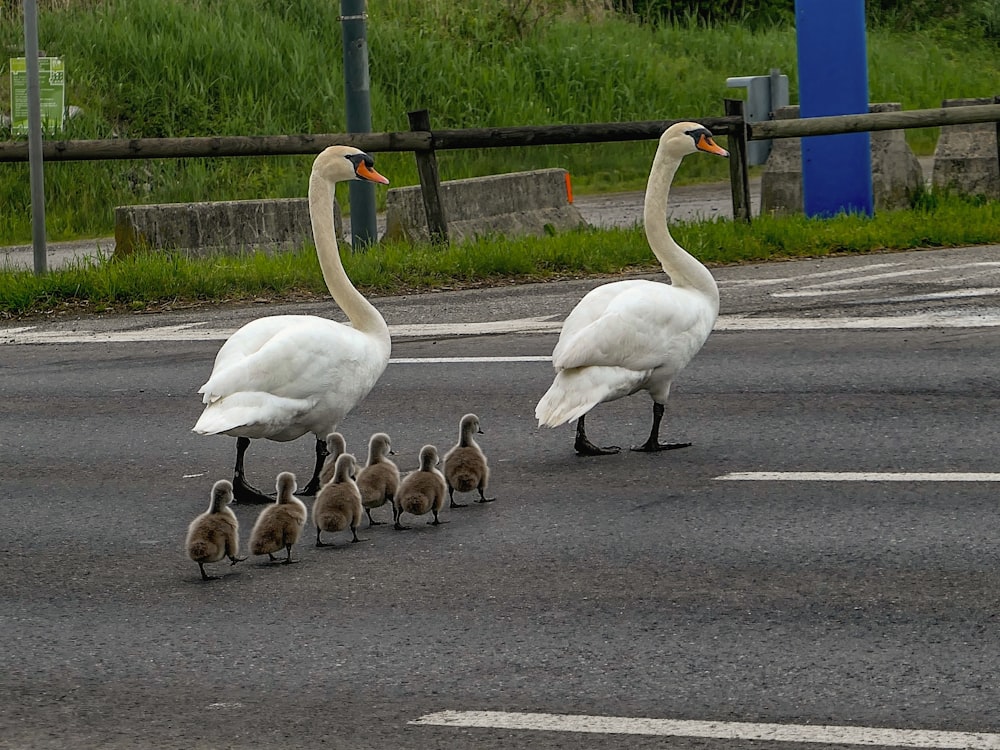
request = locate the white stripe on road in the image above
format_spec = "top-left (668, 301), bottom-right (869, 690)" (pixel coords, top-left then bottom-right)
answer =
top-left (410, 711), bottom-right (1000, 749)
top-left (716, 471), bottom-right (1000, 482)
top-left (391, 355), bottom-right (550, 364)
top-left (6, 310), bottom-right (1000, 345)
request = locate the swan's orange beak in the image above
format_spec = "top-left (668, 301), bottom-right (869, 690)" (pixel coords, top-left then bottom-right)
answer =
top-left (697, 133), bottom-right (729, 158)
top-left (356, 162), bottom-right (390, 185)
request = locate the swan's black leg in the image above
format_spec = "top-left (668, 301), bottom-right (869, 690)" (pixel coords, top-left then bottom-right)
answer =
top-left (232, 437), bottom-right (275, 504)
top-left (198, 563), bottom-right (218, 581)
top-left (631, 402), bottom-right (691, 452)
top-left (477, 486), bottom-right (496, 503)
top-left (573, 414), bottom-right (621, 456)
top-left (298, 437), bottom-right (329, 496)
top-left (366, 508), bottom-right (386, 526)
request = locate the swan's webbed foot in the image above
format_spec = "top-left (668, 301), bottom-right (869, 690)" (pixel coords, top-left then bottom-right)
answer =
top-left (573, 415), bottom-right (620, 456)
top-left (198, 563), bottom-right (219, 581)
top-left (476, 489), bottom-right (496, 503)
top-left (574, 437), bottom-right (621, 456)
top-left (629, 402), bottom-right (689, 453)
top-left (297, 476), bottom-right (322, 497)
top-left (630, 439), bottom-right (691, 452)
top-left (394, 522), bottom-right (410, 531)
top-left (365, 509), bottom-right (386, 526)
top-left (231, 474), bottom-right (274, 504)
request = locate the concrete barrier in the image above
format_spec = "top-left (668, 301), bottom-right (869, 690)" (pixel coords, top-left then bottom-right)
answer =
top-left (114, 197), bottom-right (343, 256)
top-left (383, 168), bottom-right (586, 244)
top-left (760, 103), bottom-right (924, 216)
top-left (931, 97), bottom-right (1000, 199)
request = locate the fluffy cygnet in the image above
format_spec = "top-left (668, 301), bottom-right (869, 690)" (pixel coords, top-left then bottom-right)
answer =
top-left (249, 471), bottom-right (309, 564)
top-left (185, 479), bottom-right (246, 580)
top-left (394, 444), bottom-right (447, 530)
top-left (356, 432), bottom-right (400, 526)
top-left (312, 453), bottom-right (364, 545)
top-left (318, 432), bottom-right (348, 487)
top-left (443, 413), bottom-right (495, 507)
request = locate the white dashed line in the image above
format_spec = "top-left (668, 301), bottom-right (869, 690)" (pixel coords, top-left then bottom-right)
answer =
top-left (410, 711), bottom-right (1000, 749)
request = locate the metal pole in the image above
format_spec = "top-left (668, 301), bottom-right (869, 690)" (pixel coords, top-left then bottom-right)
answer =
top-left (340, 0), bottom-right (377, 250)
top-left (23, 0), bottom-right (47, 273)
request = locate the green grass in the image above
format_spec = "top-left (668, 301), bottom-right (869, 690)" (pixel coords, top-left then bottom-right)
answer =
top-left (0, 1), bottom-right (997, 317)
top-left (3, 190), bottom-right (997, 320)
top-left (0, 0), bottom-right (997, 243)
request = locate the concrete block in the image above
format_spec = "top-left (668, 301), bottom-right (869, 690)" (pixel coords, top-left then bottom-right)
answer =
top-left (932, 97), bottom-right (1000, 199)
top-left (383, 168), bottom-right (586, 244)
top-left (760, 103), bottom-right (924, 216)
top-left (114, 197), bottom-right (342, 257)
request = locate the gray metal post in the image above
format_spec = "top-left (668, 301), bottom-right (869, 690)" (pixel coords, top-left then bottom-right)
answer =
top-left (23, 0), bottom-right (47, 274)
top-left (340, 0), bottom-right (377, 250)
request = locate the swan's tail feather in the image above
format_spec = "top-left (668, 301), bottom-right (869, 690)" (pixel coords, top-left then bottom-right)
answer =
top-left (535, 373), bottom-right (603, 428)
top-left (192, 392), bottom-right (310, 437)
top-left (535, 367), bottom-right (646, 428)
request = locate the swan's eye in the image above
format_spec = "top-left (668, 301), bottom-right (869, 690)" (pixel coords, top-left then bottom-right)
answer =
top-left (684, 127), bottom-right (709, 144)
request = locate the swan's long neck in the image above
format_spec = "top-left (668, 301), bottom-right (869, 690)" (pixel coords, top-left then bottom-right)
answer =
top-left (309, 172), bottom-right (391, 347)
top-left (643, 147), bottom-right (720, 310)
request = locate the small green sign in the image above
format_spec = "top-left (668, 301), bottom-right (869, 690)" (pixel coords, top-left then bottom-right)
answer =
top-left (10, 56), bottom-right (65, 136)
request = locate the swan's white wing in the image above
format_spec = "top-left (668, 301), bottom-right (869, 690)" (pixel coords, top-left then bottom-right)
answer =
top-left (193, 315), bottom-right (386, 440)
top-left (552, 281), bottom-right (715, 374)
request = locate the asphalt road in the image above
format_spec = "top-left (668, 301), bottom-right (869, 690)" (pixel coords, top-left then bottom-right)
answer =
top-left (3, 245), bottom-right (1000, 749)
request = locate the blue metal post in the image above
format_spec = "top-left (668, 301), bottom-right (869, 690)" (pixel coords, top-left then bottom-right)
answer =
top-left (340, 0), bottom-right (377, 249)
top-left (795, 0), bottom-right (873, 217)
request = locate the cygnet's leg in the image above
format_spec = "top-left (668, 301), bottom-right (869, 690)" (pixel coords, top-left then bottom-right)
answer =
top-left (573, 414), bottom-right (621, 456)
top-left (232, 437), bottom-right (274, 504)
top-left (350, 525), bottom-right (366, 543)
top-left (197, 563), bottom-right (218, 581)
top-left (393, 505), bottom-right (409, 531)
top-left (315, 527), bottom-right (330, 547)
top-left (366, 507), bottom-right (385, 526)
top-left (428, 509), bottom-right (448, 525)
top-left (283, 544), bottom-right (297, 564)
top-left (297, 437), bottom-right (329, 496)
top-left (476, 485), bottom-right (495, 503)
top-left (448, 485), bottom-right (467, 509)
top-left (631, 402), bottom-right (691, 453)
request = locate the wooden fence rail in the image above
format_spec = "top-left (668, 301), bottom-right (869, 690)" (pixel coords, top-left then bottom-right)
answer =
top-left (1, 101), bottom-right (997, 235)
top-left (0, 115), bottom-right (743, 163)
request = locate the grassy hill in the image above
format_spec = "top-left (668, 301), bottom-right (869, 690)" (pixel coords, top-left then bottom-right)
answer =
top-left (0, 0), bottom-right (997, 243)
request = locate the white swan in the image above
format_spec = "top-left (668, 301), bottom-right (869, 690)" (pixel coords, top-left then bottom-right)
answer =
top-left (535, 121), bottom-right (729, 455)
top-left (193, 146), bottom-right (390, 502)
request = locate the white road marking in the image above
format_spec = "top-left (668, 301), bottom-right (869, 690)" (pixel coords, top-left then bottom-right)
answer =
top-left (714, 312), bottom-right (1000, 330)
top-left (391, 355), bottom-right (551, 364)
top-left (410, 711), bottom-right (1000, 749)
top-left (716, 471), bottom-right (1000, 482)
top-left (718, 262), bottom-right (903, 287)
top-left (773, 286), bottom-right (1000, 301)
top-left (6, 310), bottom-right (1000, 346)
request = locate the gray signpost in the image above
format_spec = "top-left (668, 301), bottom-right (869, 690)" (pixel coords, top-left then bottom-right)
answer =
top-left (20, 0), bottom-right (49, 274)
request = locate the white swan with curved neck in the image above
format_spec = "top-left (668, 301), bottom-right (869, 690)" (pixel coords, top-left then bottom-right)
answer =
top-left (535, 121), bottom-right (729, 455)
top-left (193, 146), bottom-right (390, 502)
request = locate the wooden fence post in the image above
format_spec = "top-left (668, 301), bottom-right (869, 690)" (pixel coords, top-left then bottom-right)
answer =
top-left (724, 98), bottom-right (752, 223)
top-left (407, 109), bottom-right (449, 244)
